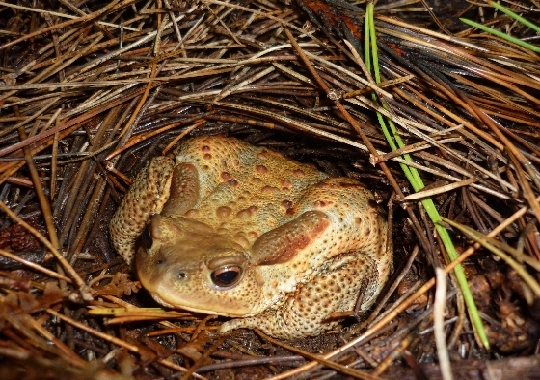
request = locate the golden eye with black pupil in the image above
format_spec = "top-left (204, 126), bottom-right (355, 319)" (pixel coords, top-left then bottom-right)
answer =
top-left (211, 266), bottom-right (242, 287)
top-left (138, 225), bottom-right (152, 250)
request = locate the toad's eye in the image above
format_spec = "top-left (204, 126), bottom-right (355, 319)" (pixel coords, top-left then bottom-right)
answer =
top-left (138, 225), bottom-right (153, 250)
top-left (211, 266), bottom-right (242, 288)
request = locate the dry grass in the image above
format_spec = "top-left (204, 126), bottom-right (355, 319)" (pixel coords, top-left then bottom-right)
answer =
top-left (0, 0), bottom-right (539, 379)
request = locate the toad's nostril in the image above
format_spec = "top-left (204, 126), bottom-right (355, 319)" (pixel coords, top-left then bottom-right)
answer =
top-left (177, 271), bottom-right (188, 280)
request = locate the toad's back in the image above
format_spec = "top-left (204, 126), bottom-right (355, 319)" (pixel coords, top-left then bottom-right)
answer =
top-left (169, 137), bottom-right (329, 245)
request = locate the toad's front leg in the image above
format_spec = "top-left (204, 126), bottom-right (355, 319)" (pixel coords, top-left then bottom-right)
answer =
top-left (109, 156), bottom-right (176, 264)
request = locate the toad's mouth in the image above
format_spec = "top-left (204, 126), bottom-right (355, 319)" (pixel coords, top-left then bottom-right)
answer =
top-left (147, 290), bottom-right (256, 317)
top-left (149, 291), bottom-right (226, 314)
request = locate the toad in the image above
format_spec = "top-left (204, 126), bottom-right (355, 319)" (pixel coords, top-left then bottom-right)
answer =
top-left (110, 136), bottom-right (391, 339)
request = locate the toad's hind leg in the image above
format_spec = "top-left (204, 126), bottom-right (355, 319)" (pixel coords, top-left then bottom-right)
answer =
top-left (219, 252), bottom-right (379, 340)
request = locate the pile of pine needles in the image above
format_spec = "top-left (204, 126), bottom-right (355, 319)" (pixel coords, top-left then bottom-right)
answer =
top-left (0, 0), bottom-right (539, 379)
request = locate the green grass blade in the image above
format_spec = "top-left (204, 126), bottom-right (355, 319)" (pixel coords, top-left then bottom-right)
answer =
top-left (489, 1), bottom-right (540, 34)
top-left (365, 2), bottom-right (490, 349)
top-left (460, 17), bottom-right (540, 53)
